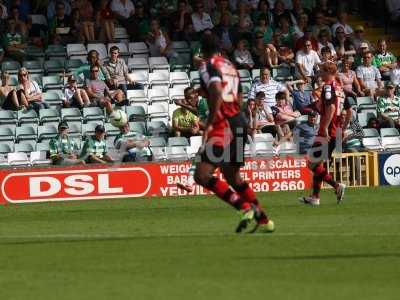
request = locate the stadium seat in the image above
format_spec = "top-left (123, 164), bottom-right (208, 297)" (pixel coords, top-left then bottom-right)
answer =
top-left (61, 108), bottom-right (82, 122)
top-left (168, 137), bottom-right (189, 147)
top-left (44, 60), bottom-right (65, 75)
top-left (148, 89), bottom-right (169, 103)
top-left (65, 59), bottom-right (84, 72)
top-left (25, 46), bottom-right (45, 59)
top-left (255, 141), bottom-right (274, 156)
top-left (254, 133), bottom-right (274, 143)
top-left (8, 152), bottom-right (30, 166)
top-left (45, 44), bottom-right (67, 59)
top-left (0, 126), bottom-right (15, 142)
top-left (149, 57), bottom-right (169, 71)
top-left (363, 128), bottom-right (380, 138)
top-left (149, 71), bottom-right (170, 88)
top-left (170, 71), bottom-right (190, 87)
top-left (188, 136), bottom-right (203, 158)
top-left (127, 57), bottom-right (150, 71)
top-left (127, 89), bottom-right (149, 105)
top-left (68, 122), bottom-right (82, 138)
top-left (82, 122), bottom-right (103, 138)
top-left (169, 87), bottom-right (185, 103)
top-left (42, 75), bottom-right (63, 91)
top-left (16, 125), bottom-right (37, 142)
top-left (279, 142), bottom-right (298, 154)
top-left (114, 27), bottom-right (129, 40)
top-left (128, 70), bottom-right (149, 86)
top-left (166, 146), bottom-right (188, 161)
top-left (0, 110), bottom-right (17, 125)
top-left (190, 71), bottom-right (200, 85)
top-left (380, 128), bottom-right (400, 137)
top-left (36, 142), bottom-right (50, 152)
top-left (147, 120), bottom-right (169, 137)
top-left (126, 105), bottom-right (147, 122)
top-left (128, 42), bottom-right (149, 58)
top-left (23, 60), bottom-right (44, 75)
top-left (241, 82), bottom-right (252, 100)
top-left (356, 96), bottom-right (376, 112)
top-left (150, 139), bottom-right (167, 161)
top-left (357, 112), bottom-right (377, 128)
top-left (105, 123), bottom-right (120, 137)
top-left (170, 52), bottom-right (191, 72)
top-left (0, 142), bottom-right (13, 154)
top-left (238, 69), bottom-right (252, 83)
top-left (252, 69), bottom-right (260, 81)
top-left (129, 122), bottom-right (146, 135)
top-left (43, 90), bottom-right (64, 107)
top-left (87, 43), bottom-right (108, 61)
top-left (171, 41), bottom-right (190, 53)
top-left (15, 141), bottom-right (36, 153)
top-left (1, 61), bottom-right (21, 74)
top-left (381, 136), bottom-right (400, 150)
top-left (39, 108), bottom-right (60, 125)
top-left (147, 103), bottom-right (169, 122)
top-left (272, 66), bottom-right (293, 81)
top-left (67, 43), bottom-right (87, 58)
top-left (38, 125), bottom-right (58, 142)
top-left (8, 75), bottom-right (19, 87)
top-left (18, 110), bottom-right (39, 125)
top-left (83, 107), bottom-right (105, 123)
top-left (30, 151), bottom-right (51, 165)
top-left (362, 137), bottom-right (383, 151)
top-left (29, 14), bottom-right (47, 25)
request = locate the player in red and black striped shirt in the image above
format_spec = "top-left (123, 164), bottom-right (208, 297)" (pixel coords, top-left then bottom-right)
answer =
top-left (193, 34), bottom-right (275, 233)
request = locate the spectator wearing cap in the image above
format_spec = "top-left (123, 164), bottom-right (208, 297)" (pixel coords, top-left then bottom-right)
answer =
top-left (295, 39), bottom-right (321, 82)
top-left (353, 42), bottom-right (374, 68)
top-left (287, 80), bottom-right (314, 113)
top-left (374, 39), bottom-right (397, 81)
top-left (49, 121), bottom-right (84, 165)
top-left (331, 11), bottom-right (353, 38)
top-left (356, 50), bottom-right (383, 98)
top-left (293, 111), bottom-right (318, 154)
top-left (248, 67), bottom-right (289, 108)
top-left (294, 26), bottom-right (318, 53)
top-left (103, 46), bottom-right (143, 98)
top-left (377, 83), bottom-right (400, 128)
top-left (114, 122), bottom-right (151, 162)
top-left (352, 25), bottom-right (373, 52)
top-left (63, 75), bottom-right (91, 108)
top-left (80, 124), bottom-right (113, 164)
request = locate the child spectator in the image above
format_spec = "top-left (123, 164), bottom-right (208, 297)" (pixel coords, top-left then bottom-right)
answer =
top-left (63, 75), bottom-right (91, 108)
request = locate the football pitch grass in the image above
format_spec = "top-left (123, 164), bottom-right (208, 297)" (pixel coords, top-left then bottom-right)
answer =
top-left (0, 187), bottom-right (399, 300)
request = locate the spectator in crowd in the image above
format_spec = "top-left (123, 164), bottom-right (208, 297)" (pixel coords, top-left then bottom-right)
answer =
top-left (352, 25), bottom-right (373, 51)
top-left (243, 98), bottom-right (257, 138)
top-left (333, 26), bottom-right (356, 60)
top-left (2, 17), bottom-right (27, 63)
top-left (47, 0), bottom-right (72, 20)
top-left (319, 46), bottom-right (334, 68)
top-left (312, 0), bottom-right (337, 25)
top-left (175, 87), bottom-right (208, 129)
top-left (273, 91), bottom-right (301, 129)
top-left (129, 2), bottom-right (150, 41)
top-left (331, 11), bottom-right (353, 37)
top-left (287, 80), bottom-right (314, 112)
top-left (389, 57), bottom-right (400, 88)
top-left (317, 29), bottom-right (336, 59)
top-left (85, 64), bottom-right (125, 107)
top-left (252, 31), bottom-right (268, 68)
top-left (377, 83), bottom-right (400, 128)
top-left (63, 75), bottom-right (91, 108)
top-left (353, 42), bottom-right (372, 68)
top-left (295, 39), bottom-right (321, 82)
top-left (293, 111), bottom-right (318, 154)
top-left (275, 17), bottom-right (296, 49)
top-left (75, 0), bottom-right (95, 42)
top-left (252, 0), bottom-right (273, 27)
top-left (356, 50), bottom-right (383, 98)
top-left (249, 67), bottom-right (289, 108)
top-left (312, 11), bottom-right (332, 40)
top-left (103, 46), bottom-right (143, 98)
top-left (367, 116), bottom-right (381, 132)
top-left (74, 50), bottom-right (106, 81)
top-left (191, 1), bottom-right (214, 34)
top-left (170, 0), bottom-right (193, 41)
top-left (294, 26), bottom-right (318, 53)
top-left (70, 8), bottom-right (84, 42)
top-left (172, 101), bottom-right (201, 138)
top-left (273, 31), bottom-right (295, 66)
top-left (114, 122), bottom-right (151, 162)
top-left (146, 18), bottom-right (175, 58)
top-left (272, 0), bottom-right (294, 28)
top-left (338, 56), bottom-right (364, 98)
top-left (213, 13), bottom-right (235, 56)
top-left (9, 0), bottom-right (30, 21)
top-left (96, 0), bottom-right (116, 43)
top-left (9, 5), bottom-right (27, 37)
top-left (81, 124), bottom-right (114, 164)
top-left (232, 1), bottom-right (253, 32)
top-left (110, 0), bottom-right (135, 30)
top-left (49, 1), bottom-right (73, 44)
top-left (233, 39), bottom-right (254, 70)
top-left (16, 67), bottom-right (49, 113)
top-left (0, 71), bottom-right (27, 110)
top-left (254, 91), bottom-right (275, 134)
top-left (49, 121), bottom-right (85, 165)
top-left (374, 39), bottom-right (397, 81)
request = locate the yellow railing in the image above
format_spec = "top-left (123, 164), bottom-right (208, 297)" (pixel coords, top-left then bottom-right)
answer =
top-left (323, 152), bottom-right (378, 188)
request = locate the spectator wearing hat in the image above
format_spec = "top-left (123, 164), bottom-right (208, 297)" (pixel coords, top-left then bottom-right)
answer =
top-left (293, 111), bottom-right (318, 154)
top-left (352, 25), bottom-right (373, 52)
top-left (356, 50), bottom-right (383, 98)
top-left (80, 124), bottom-right (113, 164)
top-left (374, 39), bottom-right (397, 81)
top-left (49, 121), bottom-right (84, 165)
top-left (331, 11), bottom-right (353, 38)
top-left (353, 42), bottom-right (374, 68)
top-left (63, 75), bottom-right (91, 108)
top-left (377, 83), bottom-right (400, 128)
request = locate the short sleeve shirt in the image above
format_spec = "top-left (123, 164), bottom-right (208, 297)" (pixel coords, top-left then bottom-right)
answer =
top-left (172, 107), bottom-right (198, 128)
top-left (356, 65), bottom-right (381, 89)
top-left (374, 52), bottom-right (396, 68)
top-left (295, 50), bottom-right (321, 77)
top-left (49, 135), bottom-right (78, 158)
top-left (85, 79), bottom-right (109, 97)
top-left (80, 136), bottom-right (107, 159)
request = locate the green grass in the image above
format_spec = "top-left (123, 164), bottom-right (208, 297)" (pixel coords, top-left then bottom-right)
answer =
top-left (0, 186), bottom-right (400, 300)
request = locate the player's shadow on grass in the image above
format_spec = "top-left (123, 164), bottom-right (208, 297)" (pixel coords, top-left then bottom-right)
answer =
top-left (238, 253), bottom-right (400, 260)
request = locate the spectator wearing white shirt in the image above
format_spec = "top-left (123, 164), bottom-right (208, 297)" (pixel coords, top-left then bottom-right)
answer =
top-left (356, 51), bottom-right (383, 98)
top-left (295, 39), bottom-right (321, 82)
top-left (233, 39), bottom-right (254, 70)
top-left (389, 57), bottom-right (400, 88)
top-left (191, 1), bottom-right (214, 33)
top-left (331, 11), bottom-right (353, 38)
top-left (248, 67), bottom-right (289, 108)
top-left (110, 0), bottom-right (135, 28)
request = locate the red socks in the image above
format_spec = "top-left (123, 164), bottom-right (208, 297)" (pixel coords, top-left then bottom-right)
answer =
top-left (312, 163), bottom-right (338, 198)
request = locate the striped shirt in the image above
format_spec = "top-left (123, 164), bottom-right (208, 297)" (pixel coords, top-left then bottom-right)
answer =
top-left (49, 134), bottom-right (79, 158)
top-left (248, 79), bottom-right (286, 108)
top-left (377, 96), bottom-right (400, 113)
top-left (80, 136), bottom-right (108, 159)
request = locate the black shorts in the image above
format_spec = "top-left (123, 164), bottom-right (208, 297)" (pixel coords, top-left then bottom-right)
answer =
top-left (200, 113), bottom-right (248, 167)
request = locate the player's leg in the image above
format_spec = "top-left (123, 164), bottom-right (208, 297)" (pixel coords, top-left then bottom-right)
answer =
top-left (177, 164), bottom-right (196, 193)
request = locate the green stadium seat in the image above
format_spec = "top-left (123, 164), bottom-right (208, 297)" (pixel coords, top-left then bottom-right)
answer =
top-left (44, 60), bottom-right (65, 75)
top-left (147, 121), bottom-right (169, 137)
top-left (36, 141), bottom-right (51, 152)
top-left (38, 125), bottom-right (58, 142)
top-left (252, 69), bottom-right (260, 81)
top-left (16, 125), bottom-right (37, 142)
top-left (18, 109), bottom-right (39, 125)
top-left (190, 71), bottom-right (200, 85)
top-left (362, 128), bottom-right (380, 138)
top-left (149, 137), bottom-right (167, 147)
top-left (83, 107), bottom-right (105, 123)
top-left (61, 108), bottom-right (82, 122)
top-left (39, 108), bottom-right (60, 124)
top-left (1, 61), bottom-right (21, 74)
top-left (42, 75), bottom-right (63, 91)
top-left (380, 128), bottom-right (400, 137)
top-left (14, 141), bottom-right (36, 153)
top-left (42, 90), bottom-right (64, 107)
top-left (0, 126), bottom-right (15, 142)
top-left (168, 136), bottom-right (189, 147)
top-left (22, 60), bottom-right (44, 75)
top-left (0, 110), bottom-right (17, 125)
top-left (45, 45), bottom-right (67, 59)
top-left (128, 122), bottom-right (146, 135)
top-left (238, 69), bottom-right (252, 83)
top-left (0, 141), bottom-right (14, 153)
top-left (65, 59), bottom-right (83, 72)
top-left (126, 105), bottom-right (147, 122)
top-left (356, 96), bottom-right (376, 112)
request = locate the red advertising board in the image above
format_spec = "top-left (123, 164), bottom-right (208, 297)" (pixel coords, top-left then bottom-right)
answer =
top-left (0, 156), bottom-right (312, 205)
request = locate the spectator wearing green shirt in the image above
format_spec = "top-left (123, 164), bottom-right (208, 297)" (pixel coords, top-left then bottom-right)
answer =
top-left (49, 121), bottom-right (85, 165)
top-left (81, 125), bottom-right (113, 164)
top-left (174, 87), bottom-right (208, 130)
top-left (172, 106), bottom-right (201, 138)
top-left (2, 17), bottom-right (27, 63)
top-left (374, 39), bottom-right (397, 80)
top-left (74, 50), bottom-right (106, 81)
top-left (377, 83), bottom-right (400, 128)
